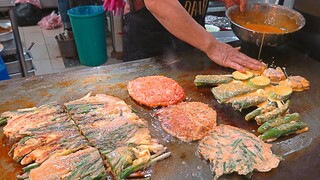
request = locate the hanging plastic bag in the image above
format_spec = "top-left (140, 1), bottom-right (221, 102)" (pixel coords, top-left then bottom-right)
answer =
top-left (38, 11), bottom-right (62, 30)
top-left (14, 3), bottom-right (42, 26)
top-left (15, 0), bottom-right (42, 9)
top-left (103, 0), bottom-right (125, 15)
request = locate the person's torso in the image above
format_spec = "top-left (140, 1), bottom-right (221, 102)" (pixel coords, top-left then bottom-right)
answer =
top-left (123, 0), bottom-right (210, 60)
top-left (179, 0), bottom-right (209, 25)
top-left (126, 0), bottom-right (209, 24)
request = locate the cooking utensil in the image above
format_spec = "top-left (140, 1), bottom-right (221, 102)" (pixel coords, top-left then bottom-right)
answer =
top-left (0, 20), bottom-right (13, 42)
top-left (226, 3), bottom-right (305, 46)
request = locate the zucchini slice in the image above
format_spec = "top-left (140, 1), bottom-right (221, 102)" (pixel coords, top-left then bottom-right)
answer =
top-left (248, 76), bottom-right (271, 88)
top-left (232, 71), bottom-right (254, 80)
top-left (269, 85), bottom-right (293, 101)
top-left (194, 75), bottom-right (233, 86)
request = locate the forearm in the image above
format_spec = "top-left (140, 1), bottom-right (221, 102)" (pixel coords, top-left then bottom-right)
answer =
top-left (144, 0), bottom-right (218, 54)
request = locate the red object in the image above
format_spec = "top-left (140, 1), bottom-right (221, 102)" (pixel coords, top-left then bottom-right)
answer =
top-left (127, 76), bottom-right (186, 108)
top-left (38, 11), bottom-right (62, 30)
top-left (103, 0), bottom-right (125, 15)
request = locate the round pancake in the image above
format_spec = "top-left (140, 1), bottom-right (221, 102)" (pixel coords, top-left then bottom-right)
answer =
top-left (155, 102), bottom-right (217, 142)
top-left (127, 76), bottom-right (186, 108)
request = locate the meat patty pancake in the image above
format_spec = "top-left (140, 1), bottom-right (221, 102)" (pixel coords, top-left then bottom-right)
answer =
top-left (127, 76), bottom-right (186, 108)
top-left (155, 102), bottom-right (217, 142)
top-left (198, 124), bottom-right (281, 179)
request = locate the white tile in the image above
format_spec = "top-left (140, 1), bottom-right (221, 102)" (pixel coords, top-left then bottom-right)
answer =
top-left (30, 44), bottom-right (49, 60)
top-left (44, 35), bottom-right (57, 45)
top-left (53, 67), bottom-right (77, 73)
top-left (25, 32), bottom-right (45, 46)
top-left (51, 58), bottom-right (65, 69)
top-left (23, 26), bottom-right (42, 34)
top-left (46, 43), bottom-right (61, 59)
top-left (33, 59), bottom-right (54, 75)
top-left (51, 58), bottom-right (71, 73)
top-left (42, 29), bottom-right (61, 38)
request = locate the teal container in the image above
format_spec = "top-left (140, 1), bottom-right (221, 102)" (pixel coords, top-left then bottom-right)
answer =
top-left (67, 6), bottom-right (107, 66)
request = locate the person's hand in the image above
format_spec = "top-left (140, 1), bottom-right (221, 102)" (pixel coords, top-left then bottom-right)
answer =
top-left (206, 41), bottom-right (264, 72)
top-left (219, 0), bottom-right (247, 11)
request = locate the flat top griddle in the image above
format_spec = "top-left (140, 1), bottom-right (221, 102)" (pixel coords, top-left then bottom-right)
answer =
top-left (1, 43), bottom-right (319, 180)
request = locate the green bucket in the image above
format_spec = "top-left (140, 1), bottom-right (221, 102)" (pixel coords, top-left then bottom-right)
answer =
top-left (67, 6), bottom-right (107, 66)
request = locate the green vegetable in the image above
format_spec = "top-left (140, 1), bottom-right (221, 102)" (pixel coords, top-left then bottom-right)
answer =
top-left (232, 71), bottom-right (254, 80)
top-left (245, 108), bottom-right (262, 121)
top-left (0, 116), bottom-right (8, 126)
top-left (131, 108), bottom-right (138, 114)
top-left (231, 138), bottom-right (242, 151)
top-left (255, 100), bottom-right (290, 125)
top-left (245, 103), bottom-right (277, 121)
top-left (211, 82), bottom-right (256, 103)
top-left (248, 76), bottom-right (271, 88)
top-left (269, 85), bottom-right (293, 101)
top-left (258, 113), bottom-right (300, 133)
top-left (22, 162), bottom-right (39, 172)
top-left (194, 75), bottom-right (233, 86)
top-left (260, 121), bottom-right (308, 142)
top-left (119, 152), bottom-right (171, 179)
top-left (231, 96), bottom-right (267, 111)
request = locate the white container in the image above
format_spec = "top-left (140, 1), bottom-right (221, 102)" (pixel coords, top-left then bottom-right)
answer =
top-left (0, 20), bottom-right (13, 42)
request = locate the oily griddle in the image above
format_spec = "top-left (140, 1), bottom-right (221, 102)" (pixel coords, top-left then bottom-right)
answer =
top-left (0, 44), bottom-right (320, 179)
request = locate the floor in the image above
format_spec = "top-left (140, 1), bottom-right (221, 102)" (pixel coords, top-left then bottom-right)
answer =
top-left (18, 25), bottom-right (123, 76)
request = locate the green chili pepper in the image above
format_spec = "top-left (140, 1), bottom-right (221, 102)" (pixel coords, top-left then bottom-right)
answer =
top-left (260, 121), bottom-right (308, 142)
top-left (258, 113), bottom-right (300, 133)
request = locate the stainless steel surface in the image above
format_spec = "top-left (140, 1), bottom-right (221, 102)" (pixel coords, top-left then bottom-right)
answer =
top-left (9, 8), bottom-right (28, 77)
top-left (0, 39), bottom-right (16, 55)
top-left (0, 0), bottom-right (14, 11)
top-left (9, 68), bottom-right (35, 79)
top-left (0, 20), bottom-right (13, 41)
top-left (0, 0), bottom-right (28, 77)
top-left (212, 31), bottom-right (239, 43)
top-left (226, 3), bottom-right (305, 46)
top-left (4, 51), bottom-right (33, 74)
top-left (0, 43), bottom-right (320, 179)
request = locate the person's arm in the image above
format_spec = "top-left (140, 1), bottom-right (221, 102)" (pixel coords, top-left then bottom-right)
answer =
top-left (218, 0), bottom-right (247, 11)
top-left (144, 0), bottom-right (263, 72)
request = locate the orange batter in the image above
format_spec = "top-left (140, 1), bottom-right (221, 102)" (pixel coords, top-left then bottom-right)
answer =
top-left (243, 23), bottom-right (286, 33)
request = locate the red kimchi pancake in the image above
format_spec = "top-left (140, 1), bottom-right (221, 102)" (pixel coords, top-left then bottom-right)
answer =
top-left (127, 76), bottom-right (186, 108)
top-left (155, 102), bottom-right (217, 142)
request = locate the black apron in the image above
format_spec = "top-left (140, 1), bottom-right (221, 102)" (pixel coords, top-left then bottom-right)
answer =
top-left (123, 0), bottom-right (209, 61)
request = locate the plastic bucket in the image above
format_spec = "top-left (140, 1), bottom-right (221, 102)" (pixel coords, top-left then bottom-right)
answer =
top-left (55, 32), bottom-right (78, 58)
top-left (67, 6), bottom-right (107, 66)
top-left (0, 55), bottom-right (10, 81)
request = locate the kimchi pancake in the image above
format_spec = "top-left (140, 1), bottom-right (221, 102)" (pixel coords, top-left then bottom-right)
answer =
top-left (127, 76), bottom-right (186, 108)
top-left (155, 102), bottom-right (217, 142)
top-left (198, 124), bottom-right (281, 179)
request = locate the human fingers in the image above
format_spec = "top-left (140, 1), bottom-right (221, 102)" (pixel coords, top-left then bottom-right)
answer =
top-left (231, 46), bottom-right (264, 67)
top-left (239, 0), bottom-right (247, 12)
top-left (223, 0), bottom-right (235, 9)
top-left (224, 59), bottom-right (246, 72)
top-left (233, 52), bottom-right (264, 70)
